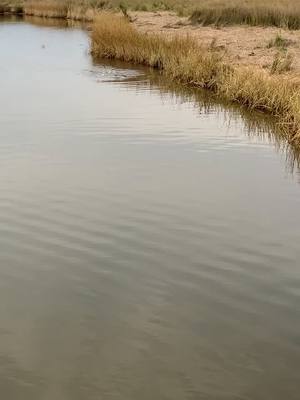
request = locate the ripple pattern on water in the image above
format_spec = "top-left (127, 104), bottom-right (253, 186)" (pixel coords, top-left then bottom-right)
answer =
top-left (0, 18), bottom-right (300, 400)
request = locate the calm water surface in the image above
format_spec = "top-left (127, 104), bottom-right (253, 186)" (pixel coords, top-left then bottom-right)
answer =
top-left (0, 18), bottom-right (300, 400)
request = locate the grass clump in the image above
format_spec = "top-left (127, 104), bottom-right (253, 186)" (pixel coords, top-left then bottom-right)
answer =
top-left (267, 33), bottom-right (292, 49)
top-left (91, 12), bottom-right (227, 87)
top-left (267, 34), bottom-right (295, 74)
top-left (270, 51), bottom-right (294, 74)
top-left (91, 13), bottom-right (300, 144)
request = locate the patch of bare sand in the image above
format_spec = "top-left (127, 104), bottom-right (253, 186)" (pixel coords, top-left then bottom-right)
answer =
top-left (131, 11), bottom-right (300, 75)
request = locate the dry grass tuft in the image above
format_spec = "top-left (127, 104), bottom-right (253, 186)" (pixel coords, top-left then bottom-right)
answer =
top-left (270, 51), bottom-right (294, 74)
top-left (91, 13), bottom-right (300, 144)
top-left (91, 12), bottom-right (228, 87)
top-left (267, 33), bottom-right (292, 49)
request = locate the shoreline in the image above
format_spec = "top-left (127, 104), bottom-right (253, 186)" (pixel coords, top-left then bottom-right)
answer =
top-left (2, 6), bottom-right (300, 146)
top-left (91, 13), bottom-right (300, 146)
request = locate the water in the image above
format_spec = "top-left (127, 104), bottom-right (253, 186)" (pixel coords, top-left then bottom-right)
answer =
top-left (0, 17), bottom-right (300, 400)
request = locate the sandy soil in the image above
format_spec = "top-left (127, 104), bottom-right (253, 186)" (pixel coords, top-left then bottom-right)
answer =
top-left (130, 11), bottom-right (300, 74)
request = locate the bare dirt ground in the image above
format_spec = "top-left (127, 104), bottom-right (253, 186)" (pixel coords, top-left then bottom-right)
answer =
top-left (131, 11), bottom-right (300, 74)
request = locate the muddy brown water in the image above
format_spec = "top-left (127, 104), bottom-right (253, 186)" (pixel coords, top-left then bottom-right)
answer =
top-left (0, 17), bottom-right (300, 400)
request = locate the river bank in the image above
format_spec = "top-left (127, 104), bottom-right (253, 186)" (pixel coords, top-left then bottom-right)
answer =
top-left (91, 13), bottom-right (300, 145)
top-left (2, 1), bottom-right (300, 145)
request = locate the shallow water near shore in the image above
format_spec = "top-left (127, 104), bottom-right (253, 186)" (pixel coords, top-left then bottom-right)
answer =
top-left (0, 17), bottom-right (300, 400)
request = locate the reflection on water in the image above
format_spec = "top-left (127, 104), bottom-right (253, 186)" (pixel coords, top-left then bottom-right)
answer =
top-left (0, 17), bottom-right (300, 400)
top-left (92, 57), bottom-right (300, 174)
top-left (0, 14), bottom-right (90, 29)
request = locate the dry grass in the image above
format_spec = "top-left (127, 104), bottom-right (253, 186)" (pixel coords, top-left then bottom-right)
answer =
top-left (92, 12), bottom-right (226, 85)
top-left (190, 0), bottom-right (300, 29)
top-left (3, 0), bottom-right (300, 27)
top-left (21, 0), bottom-right (202, 16)
top-left (267, 33), bottom-right (292, 49)
top-left (23, 0), bottom-right (106, 20)
top-left (91, 13), bottom-right (300, 144)
top-left (270, 51), bottom-right (294, 74)
top-left (24, 0), bottom-right (68, 18)
top-left (14, 0), bottom-right (197, 19)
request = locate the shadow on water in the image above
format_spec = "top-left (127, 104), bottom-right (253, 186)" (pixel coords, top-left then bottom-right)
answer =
top-left (91, 57), bottom-right (300, 176)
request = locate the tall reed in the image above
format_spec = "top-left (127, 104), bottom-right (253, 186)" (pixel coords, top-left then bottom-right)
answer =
top-left (92, 13), bottom-right (300, 144)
